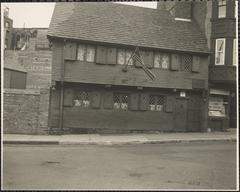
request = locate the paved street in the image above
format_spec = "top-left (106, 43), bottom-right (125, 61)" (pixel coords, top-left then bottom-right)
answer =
top-left (3, 141), bottom-right (237, 190)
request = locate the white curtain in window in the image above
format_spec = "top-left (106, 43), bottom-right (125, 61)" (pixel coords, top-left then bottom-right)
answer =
top-left (154, 53), bottom-right (161, 68)
top-left (77, 44), bottom-right (86, 61)
top-left (161, 54), bottom-right (169, 69)
top-left (117, 49), bottom-right (125, 65)
top-left (86, 46), bottom-right (95, 62)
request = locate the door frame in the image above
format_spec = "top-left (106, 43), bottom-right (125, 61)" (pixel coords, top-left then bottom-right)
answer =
top-left (174, 97), bottom-right (189, 132)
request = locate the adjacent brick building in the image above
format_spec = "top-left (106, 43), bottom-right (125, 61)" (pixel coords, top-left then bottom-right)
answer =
top-left (47, 2), bottom-right (210, 134)
top-left (3, 15), bottom-right (52, 134)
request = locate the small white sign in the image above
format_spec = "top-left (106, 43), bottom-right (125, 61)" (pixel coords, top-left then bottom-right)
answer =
top-left (180, 91), bottom-right (186, 97)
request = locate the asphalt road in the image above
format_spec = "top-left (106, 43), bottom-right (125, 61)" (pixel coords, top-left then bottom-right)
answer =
top-left (3, 141), bottom-right (237, 190)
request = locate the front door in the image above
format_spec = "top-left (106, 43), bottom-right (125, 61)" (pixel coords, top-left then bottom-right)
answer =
top-left (175, 98), bottom-right (188, 132)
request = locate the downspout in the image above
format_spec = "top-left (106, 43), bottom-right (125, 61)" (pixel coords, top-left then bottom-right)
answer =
top-left (59, 39), bottom-right (66, 134)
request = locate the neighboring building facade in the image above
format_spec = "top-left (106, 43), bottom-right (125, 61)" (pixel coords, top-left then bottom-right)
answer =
top-left (47, 3), bottom-right (210, 134)
top-left (3, 13), bottom-right (52, 134)
top-left (208, 0), bottom-right (237, 130)
top-left (3, 6), bottom-right (13, 50)
top-left (159, 0), bottom-right (237, 131)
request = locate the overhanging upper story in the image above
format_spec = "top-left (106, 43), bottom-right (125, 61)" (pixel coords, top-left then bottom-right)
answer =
top-left (47, 2), bottom-right (211, 90)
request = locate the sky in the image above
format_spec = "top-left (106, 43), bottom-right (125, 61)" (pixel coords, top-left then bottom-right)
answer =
top-left (1, 2), bottom-right (157, 28)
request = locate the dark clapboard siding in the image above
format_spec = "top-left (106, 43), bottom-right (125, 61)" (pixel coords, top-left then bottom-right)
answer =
top-left (50, 85), bottom-right (203, 132)
top-left (62, 58), bottom-right (208, 90)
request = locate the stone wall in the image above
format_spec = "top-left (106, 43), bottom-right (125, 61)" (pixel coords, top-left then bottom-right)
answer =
top-left (3, 88), bottom-right (50, 134)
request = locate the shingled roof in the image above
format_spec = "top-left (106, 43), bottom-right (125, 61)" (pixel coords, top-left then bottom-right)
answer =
top-left (48, 2), bottom-right (209, 54)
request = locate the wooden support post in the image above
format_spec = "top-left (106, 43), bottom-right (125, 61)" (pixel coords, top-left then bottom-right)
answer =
top-left (59, 82), bottom-right (64, 134)
top-left (58, 40), bottom-right (66, 135)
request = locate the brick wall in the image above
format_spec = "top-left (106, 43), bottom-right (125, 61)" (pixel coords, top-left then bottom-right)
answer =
top-left (4, 49), bottom-right (52, 89)
top-left (3, 88), bottom-right (50, 134)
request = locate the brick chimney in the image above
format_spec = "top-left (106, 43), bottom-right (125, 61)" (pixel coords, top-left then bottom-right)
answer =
top-left (157, 1), bottom-right (192, 21)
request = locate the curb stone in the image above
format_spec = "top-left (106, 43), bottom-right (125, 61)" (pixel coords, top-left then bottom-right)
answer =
top-left (3, 138), bottom-right (236, 145)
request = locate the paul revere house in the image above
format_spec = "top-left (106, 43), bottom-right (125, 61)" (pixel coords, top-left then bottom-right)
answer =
top-left (47, 2), bottom-right (211, 134)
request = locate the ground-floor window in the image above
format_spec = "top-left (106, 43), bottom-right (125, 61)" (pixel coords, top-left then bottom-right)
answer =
top-left (149, 95), bottom-right (165, 111)
top-left (73, 91), bottom-right (90, 108)
top-left (208, 96), bottom-right (228, 117)
top-left (113, 93), bottom-right (128, 110)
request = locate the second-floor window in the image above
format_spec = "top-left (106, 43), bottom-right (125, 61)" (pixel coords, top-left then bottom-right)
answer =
top-left (233, 39), bottom-right (237, 65)
top-left (218, 0), bottom-right (226, 18)
top-left (181, 55), bottom-right (192, 71)
top-left (215, 39), bottom-right (225, 65)
top-left (77, 44), bottom-right (95, 62)
top-left (154, 53), bottom-right (170, 69)
top-left (117, 49), bottom-right (133, 65)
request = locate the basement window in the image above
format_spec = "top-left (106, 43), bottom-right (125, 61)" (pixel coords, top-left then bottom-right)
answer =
top-left (73, 91), bottom-right (90, 108)
top-left (113, 93), bottom-right (128, 110)
top-left (218, 0), bottom-right (226, 18)
top-left (149, 95), bottom-right (165, 111)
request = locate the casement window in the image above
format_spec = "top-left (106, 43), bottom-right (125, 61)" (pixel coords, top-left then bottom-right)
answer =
top-left (86, 45), bottom-right (95, 62)
top-left (77, 44), bottom-right (95, 62)
top-left (149, 95), bottom-right (165, 111)
top-left (113, 93), bottom-right (128, 110)
top-left (77, 44), bottom-right (86, 61)
top-left (117, 49), bottom-right (133, 65)
top-left (218, 0), bottom-right (226, 18)
top-left (181, 55), bottom-right (192, 71)
top-left (125, 50), bottom-right (134, 65)
top-left (215, 39), bottom-right (225, 65)
top-left (73, 91), bottom-right (90, 108)
top-left (233, 39), bottom-right (237, 65)
top-left (117, 49), bottom-right (125, 65)
top-left (154, 53), bottom-right (170, 69)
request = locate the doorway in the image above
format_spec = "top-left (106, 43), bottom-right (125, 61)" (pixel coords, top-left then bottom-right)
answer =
top-left (175, 98), bottom-right (188, 132)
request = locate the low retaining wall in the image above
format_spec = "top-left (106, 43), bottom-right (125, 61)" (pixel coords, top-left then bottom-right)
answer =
top-left (3, 88), bottom-right (50, 134)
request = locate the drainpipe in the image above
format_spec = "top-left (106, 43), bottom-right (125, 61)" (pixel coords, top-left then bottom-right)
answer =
top-left (59, 39), bottom-right (66, 135)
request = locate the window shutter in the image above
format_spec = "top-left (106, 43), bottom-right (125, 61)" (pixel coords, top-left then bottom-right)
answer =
top-left (96, 46), bottom-right (107, 64)
top-left (164, 96), bottom-right (174, 112)
top-left (103, 92), bottom-right (113, 109)
top-left (130, 93), bottom-right (139, 110)
top-left (139, 93), bottom-right (149, 111)
top-left (64, 88), bottom-right (74, 106)
top-left (142, 51), bottom-right (154, 68)
top-left (107, 47), bottom-right (117, 65)
top-left (192, 56), bottom-right (200, 72)
top-left (65, 42), bottom-right (77, 60)
top-left (91, 91), bottom-right (101, 109)
top-left (170, 54), bottom-right (180, 71)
